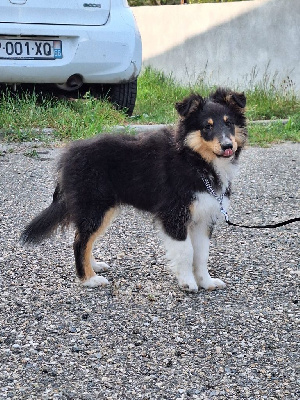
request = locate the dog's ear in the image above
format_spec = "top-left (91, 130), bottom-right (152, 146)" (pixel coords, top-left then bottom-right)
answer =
top-left (175, 94), bottom-right (204, 118)
top-left (229, 92), bottom-right (246, 109)
top-left (210, 88), bottom-right (246, 109)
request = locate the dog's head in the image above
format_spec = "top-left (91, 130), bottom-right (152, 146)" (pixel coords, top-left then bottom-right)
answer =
top-left (175, 88), bottom-right (247, 162)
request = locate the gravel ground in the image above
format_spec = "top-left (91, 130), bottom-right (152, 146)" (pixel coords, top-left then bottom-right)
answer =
top-left (0, 140), bottom-right (299, 400)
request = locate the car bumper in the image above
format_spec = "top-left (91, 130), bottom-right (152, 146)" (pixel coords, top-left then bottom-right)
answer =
top-left (0, 11), bottom-right (142, 85)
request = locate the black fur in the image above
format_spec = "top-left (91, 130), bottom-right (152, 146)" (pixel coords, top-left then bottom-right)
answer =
top-left (21, 184), bottom-right (68, 244)
top-left (21, 88), bottom-right (247, 283)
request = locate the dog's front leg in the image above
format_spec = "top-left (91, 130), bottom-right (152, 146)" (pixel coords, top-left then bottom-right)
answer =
top-left (190, 224), bottom-right (226, 290)
top-left (161, 231), bottom-right (198, 292)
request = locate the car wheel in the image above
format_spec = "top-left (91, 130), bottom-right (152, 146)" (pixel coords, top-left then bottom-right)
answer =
top-left (95, 79), bottom-right (137, 116)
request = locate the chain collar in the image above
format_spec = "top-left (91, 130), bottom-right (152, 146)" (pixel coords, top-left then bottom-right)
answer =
top-left (201, 175), bottom-right (229, 222)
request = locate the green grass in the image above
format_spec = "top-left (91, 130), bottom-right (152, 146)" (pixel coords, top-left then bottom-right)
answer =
top-left (0, 66), bottom-right (299, 145)
top-left (134, 67), bottom-right (214, 124)
top-left (243, 73), bottom-right (300, 145)
top-left (0, 90), bottom-right (127, 142)
top-left (248, 115), bottom-right (300, 146)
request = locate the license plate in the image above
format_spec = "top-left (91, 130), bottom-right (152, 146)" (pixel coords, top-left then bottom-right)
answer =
top-left (0, 39), bottom-right (62, 60)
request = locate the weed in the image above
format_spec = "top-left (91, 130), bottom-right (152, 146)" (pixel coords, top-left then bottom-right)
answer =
top-left (24, 149), bottom-right (40, 159)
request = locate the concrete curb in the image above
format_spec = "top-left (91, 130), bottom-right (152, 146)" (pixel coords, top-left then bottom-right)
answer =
top-left (114, 124), bottom-right (168, 133)
top-left (249, 119), bottom-right (289, 125)
top-left (0, 119), bottom-right (290, 139)
top-left (115, 119), bottom-right (289, 134)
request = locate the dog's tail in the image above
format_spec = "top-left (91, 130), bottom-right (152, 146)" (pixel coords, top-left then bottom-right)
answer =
top-left (21, 184), bottom-right (69, 244)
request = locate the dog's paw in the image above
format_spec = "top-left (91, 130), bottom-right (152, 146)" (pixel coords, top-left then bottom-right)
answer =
top-left (199, 277), bottom-right (226, 290)
top-left (92, 261), bottom-right (110, 273)
top-left (82, 275), bottom-right (109, 288)
top-left (178, 276), bottom-right (199, 293)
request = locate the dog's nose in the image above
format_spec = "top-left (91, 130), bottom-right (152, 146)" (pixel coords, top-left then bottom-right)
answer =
top-left (221, 142), bottom-right (233, 151)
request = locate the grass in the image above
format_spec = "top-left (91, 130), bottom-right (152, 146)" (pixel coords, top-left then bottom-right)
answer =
top-left (134, 67), bottom-right (214, 124)
top-left (0, 66), bottom-right (299, 145)
top-left (248, 117), bottom-right (299, 146)
top-left (0, 90), bottom-right (127, 142)
top-left (245, 74), bottom-right (300, 146)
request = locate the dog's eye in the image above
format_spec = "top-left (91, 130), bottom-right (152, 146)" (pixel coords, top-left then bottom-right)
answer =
top-left (225, 120), bottom-right (233, 127)
top-left (205, 124), bottom-right (213, 130)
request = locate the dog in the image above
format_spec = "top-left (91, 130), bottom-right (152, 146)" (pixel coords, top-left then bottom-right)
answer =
top-left (21, 88), bottom-right (247, 292)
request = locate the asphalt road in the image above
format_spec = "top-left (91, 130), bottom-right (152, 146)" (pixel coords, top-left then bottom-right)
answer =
top-left (0, 140), bottom-right (299, 400)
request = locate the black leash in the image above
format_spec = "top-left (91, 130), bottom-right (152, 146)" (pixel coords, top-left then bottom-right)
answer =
top-left (201, 176), bottom-right (300, 229)
top-left (225, 217), bottom-right (300, 229)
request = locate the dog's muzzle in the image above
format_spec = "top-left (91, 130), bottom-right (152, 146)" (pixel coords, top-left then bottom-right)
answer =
top-left (219, 140), bottom-right (234, 157)
top-left (221, 143), bottom-right (233, 157)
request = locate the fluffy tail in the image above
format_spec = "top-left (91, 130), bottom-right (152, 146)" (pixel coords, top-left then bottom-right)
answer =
top-left (21, 184), bottom-right (69, 244)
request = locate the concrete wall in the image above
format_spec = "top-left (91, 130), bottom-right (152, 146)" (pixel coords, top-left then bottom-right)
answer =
top-left (133, 0), bottom-right (300, 92)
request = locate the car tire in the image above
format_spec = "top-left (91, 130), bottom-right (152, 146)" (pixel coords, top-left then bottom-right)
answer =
top-left (107, 79), bottom-right (137, 116)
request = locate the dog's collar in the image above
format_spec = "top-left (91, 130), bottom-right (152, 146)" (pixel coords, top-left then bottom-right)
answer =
top-left (201, 175), bottom-right (229, 222)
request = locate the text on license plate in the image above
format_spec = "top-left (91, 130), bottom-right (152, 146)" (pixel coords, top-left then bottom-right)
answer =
top-left (0, 39), bottom-right (62, 60)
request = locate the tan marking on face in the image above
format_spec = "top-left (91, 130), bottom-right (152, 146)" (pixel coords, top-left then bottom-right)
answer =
top-left (208, 118), bottom-right (214, 126)
top-left (223, 115), bottom-right (228, 122)
top-left (185, 130), bottom-right (222, 162)
top-left (189, 201), bottom-right (195, 216)
top-left (230, 134), bottom-right (238, 153)
top-left (235, 126), bottom-right (248, 148)
top-left (82, 207), bottom-right (117, 281)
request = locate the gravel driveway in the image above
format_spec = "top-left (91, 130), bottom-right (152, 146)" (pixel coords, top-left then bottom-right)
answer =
top-left (0, 140), bottom-right (299, 400)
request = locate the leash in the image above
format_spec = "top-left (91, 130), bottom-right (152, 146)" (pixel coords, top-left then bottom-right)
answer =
top-left (201, 176), bottom-right (300, 229)
top-left (225, 217), bottom-right (300, 229)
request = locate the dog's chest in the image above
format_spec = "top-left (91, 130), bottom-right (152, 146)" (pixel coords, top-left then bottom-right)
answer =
top-left (189, 159), bottom-right (238, 225)
top-left (190, 192), bottom-right (229, 226)
top-left (212, 158), bottom-right (239, 192)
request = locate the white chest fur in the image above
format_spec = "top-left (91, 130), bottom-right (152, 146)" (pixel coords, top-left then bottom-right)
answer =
top-left (212, 158), bottom-right (239, 193)
top-left (189, 158), bottom-right (239, 225)
top-left (191, 157), bottom-right (239, 226)
top-left (190, 192), bottom-right (229, 226)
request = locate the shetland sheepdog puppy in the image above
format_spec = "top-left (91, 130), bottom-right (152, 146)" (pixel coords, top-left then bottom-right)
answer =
top-left (21, 88), bottom-right (247, 292)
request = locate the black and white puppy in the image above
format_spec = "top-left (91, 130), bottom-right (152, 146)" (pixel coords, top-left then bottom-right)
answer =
top-left (21, 88), bottom-right (247, 292)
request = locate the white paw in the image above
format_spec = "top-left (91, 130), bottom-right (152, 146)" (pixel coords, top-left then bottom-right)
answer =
top-left (92, 261), bottom-right (110, 273)
top-left (82, 275), bottom-right (109, 288)
top-left (199, 277), bottom-right (226, 290)
top-left (178, 275), bottom-right (199, 293)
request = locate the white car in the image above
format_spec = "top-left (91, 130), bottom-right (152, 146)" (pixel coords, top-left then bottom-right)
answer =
top-left (0, 0), bottom-right (142, 115)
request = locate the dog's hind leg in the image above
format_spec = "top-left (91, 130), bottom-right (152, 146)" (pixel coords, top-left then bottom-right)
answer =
top-left (90, 256), bottom-right (110, 273)
top-left (73, 207), bottom-right (118, 287)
